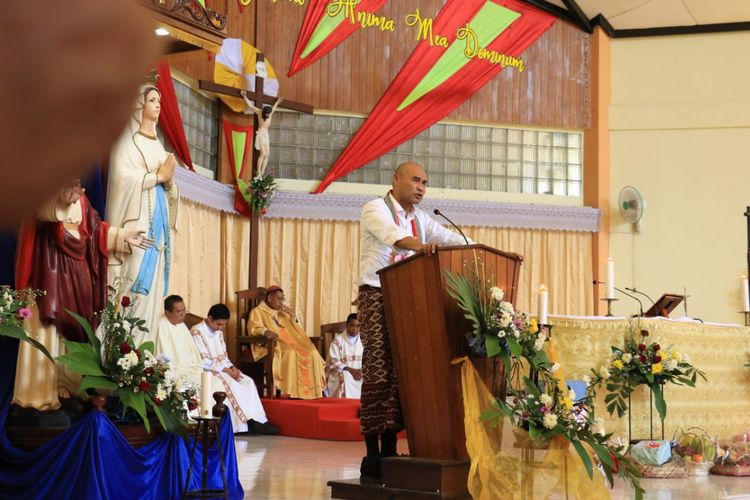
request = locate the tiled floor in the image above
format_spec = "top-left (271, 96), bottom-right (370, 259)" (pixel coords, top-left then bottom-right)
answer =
top-left (235, 435), bottom-right (750, 499)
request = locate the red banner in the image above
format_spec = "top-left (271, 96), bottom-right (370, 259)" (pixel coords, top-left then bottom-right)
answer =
top-left (222, 120), bottom-right (254, 217)
top-left (156, 61), bottom-right (195, 171)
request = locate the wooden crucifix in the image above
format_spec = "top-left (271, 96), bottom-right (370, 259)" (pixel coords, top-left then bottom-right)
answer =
top-left (198, 54), bottom-right (314, 289)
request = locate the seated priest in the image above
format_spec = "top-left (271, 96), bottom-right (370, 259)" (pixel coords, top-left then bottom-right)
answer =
top-left (154, 295), bottom-right (203, 388)
top-left (248, 285), bottom-right (326, 399)
top-left (190, 303), bottom-right (278, 435)
top-left (326, 313), bottom-right (363, 399)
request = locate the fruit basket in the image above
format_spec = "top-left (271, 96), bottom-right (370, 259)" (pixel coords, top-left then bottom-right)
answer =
top-left (672, 427), bottom-right (716, 476)
top-left (712, 436), bottom-right (750, 476)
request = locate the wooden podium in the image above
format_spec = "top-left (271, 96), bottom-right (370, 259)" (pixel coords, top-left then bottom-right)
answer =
top-left (329, 244), bottom-right (522, 499)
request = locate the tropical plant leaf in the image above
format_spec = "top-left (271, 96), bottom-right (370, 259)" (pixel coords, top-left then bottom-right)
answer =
top-left (79, 376), bottom-right (119, 392)
top-left (64, 308), bottom-right (101, 353)
top-left (57, 352), bottom-right (106, 376)
top-left (569, 438), bottom-right (594, 479)
top-left (120, 389), bottom-right (149, 433)
top-left (652, 384), bottom-right (667, 422)
top-left (138, 340), bottom-right (155, 355)
top-left (506, 337), bottom-right (522, 357)
top-left (0, 324), bottom-right (54, 362)
top-left (485, 335), bottom-right (502, 357)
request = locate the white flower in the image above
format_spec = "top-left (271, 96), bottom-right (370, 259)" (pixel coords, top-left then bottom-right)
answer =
top-left (497, 330), bottom-right (506, 338)
top-left (683, 353), bottom-right (691, 364)
top-left (512, 328), bottom-right (520, 339)
top-left (622, 353), bottom-right (633, 364)
top-left (550, 363), bottom-right (560, 373)
top-left (117, 356), bottom-right (133, 370)
top-left (582, 374), bottom-right (591, 386)
top-left (533, 337), bottom-right (545, 351)
top-left (490, 287), bottom-right (505, 302)
top-left (540, 394), bottom-right (553, 406)
top-left (592, 418), bottom-right (606, 436)
top-left (156, 384), bottom-right (168, 401)
top-left (663, 359), bottom-right (677, 371)
top-left (501, 301), bottom-right (514, 314)
top-left (542, 413), bottom-right (558, 429)
top-left (499, 313), bottom-right (512, 328)
top-left (599, 366), bottom-right (611, 378)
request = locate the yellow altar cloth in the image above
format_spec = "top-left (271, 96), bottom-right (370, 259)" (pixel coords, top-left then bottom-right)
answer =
top-left (550, 316), bottom-right (750, 440)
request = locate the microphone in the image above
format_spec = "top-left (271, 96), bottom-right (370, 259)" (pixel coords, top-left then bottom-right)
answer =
top-left (625, 287), bottom-right (655, 306)
top-left (433, 209), bottom-right (469, 245)
top-left (614, 286), bottom-right (643, 317)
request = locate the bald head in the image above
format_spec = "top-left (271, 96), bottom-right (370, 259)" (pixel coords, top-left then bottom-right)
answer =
top-left (392, 162), bottom-right (427, 210)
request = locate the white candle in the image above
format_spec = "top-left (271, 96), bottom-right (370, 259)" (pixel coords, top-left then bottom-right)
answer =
top-left (200, 370), bottom-right (212, 417)
top-left (538, 285), bottom-right (548, 324)
top-left (606, 258), bottom-right (615, 299)
top-left (742, 275), bottom-right (750, 312)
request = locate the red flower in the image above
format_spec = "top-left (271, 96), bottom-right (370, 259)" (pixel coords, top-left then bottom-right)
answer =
top-left (187, 398), bottom-right (198, 411)
top-left (119, 342), bottom-right (132, 354)
top-left (653, 343), bottom-right (661, 351)
top-left (638, 344), bottom-right (646, 351)
top-left (135, 349), bottom-right (142, 360)
top-left (640, 329), bottom-right (649, 337)
top-left (144, 367), bottom-right (154, 376)
top-left (639, 355), bottom-right (647, 363)
top-left (154, 398), bottom-right (162, 406)
top-left (261, 207), bottom-right (267, 215)
top-left (138, 381), bottom-right (150, 392)
top-left (654, 356), bottom-right (662, 363)
top-left (609, 452), bottom-right (620, 473)
top-left (121, 296), bottom-right (131, 307)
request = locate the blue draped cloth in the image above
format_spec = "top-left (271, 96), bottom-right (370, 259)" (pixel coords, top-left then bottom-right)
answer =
top-left (0, 408), bottom-right (244, 499)
top-left (132, 184), bottom-right (170, 296)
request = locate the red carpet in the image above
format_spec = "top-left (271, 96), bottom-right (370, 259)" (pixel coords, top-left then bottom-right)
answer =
top-left (262, 397), bottom-right (364, 441)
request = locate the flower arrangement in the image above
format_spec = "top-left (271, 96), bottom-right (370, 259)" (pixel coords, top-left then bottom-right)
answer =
top-left (245, 172), bottom-right (278, 214)
top-left (587, 328), bottom-right (705, 424)
top-left (57, 289), bottom-right (197, 435)
top-left (444, 270), bottom-right (549, 377)
top-left (0, 285), bottom-right (51, 361)
top-left (486, 377), bottom-right (644, 498)
top-left (445, 268), bottom-right (644, 498)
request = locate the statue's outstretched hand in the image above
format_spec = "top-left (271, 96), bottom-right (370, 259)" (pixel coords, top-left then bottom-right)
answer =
top-left (125, 230), bottom-right (154, 251)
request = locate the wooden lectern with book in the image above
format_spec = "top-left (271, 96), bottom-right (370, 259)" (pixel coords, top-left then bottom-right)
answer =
top-left (329, 244), bottom-right (523, 499)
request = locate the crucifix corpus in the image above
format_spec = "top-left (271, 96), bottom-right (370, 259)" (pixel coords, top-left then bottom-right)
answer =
top-left (199, 53), bottom-right (313, 177)
top-left (198, 53), bottom-right (314, 289)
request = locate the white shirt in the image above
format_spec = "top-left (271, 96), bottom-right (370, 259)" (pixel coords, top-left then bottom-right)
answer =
top-left (358, 193), bottom-right (470, 287)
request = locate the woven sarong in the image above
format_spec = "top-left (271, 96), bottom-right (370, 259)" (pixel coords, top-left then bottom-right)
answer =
top-left (357, 286), bottom-right (403, 434)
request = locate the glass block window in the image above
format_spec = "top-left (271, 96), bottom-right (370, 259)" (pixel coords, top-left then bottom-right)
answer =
top-left (269, 111), bottom-right (583, 197)
top-left (164, 78), bottom-right (220, 179)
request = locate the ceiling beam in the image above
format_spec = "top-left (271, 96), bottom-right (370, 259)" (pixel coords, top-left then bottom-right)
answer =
top-left (614, 20), bottom-right (750, 38)
top-left (561, 0), bottom-right (592, 33)
top-left (523, 0), bottom-right (582, 28)
top-left (590, 14), bottom-right (615, 38)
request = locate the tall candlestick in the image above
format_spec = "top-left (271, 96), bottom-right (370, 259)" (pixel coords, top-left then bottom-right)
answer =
top-left (742, 275), bottom-right (750, 312)
top-left (200, 370), bottom-right (212, 417)
top-left (538, 285), bottom-right (548, 324)
top-left (606, 258), bottom-right (615, 299)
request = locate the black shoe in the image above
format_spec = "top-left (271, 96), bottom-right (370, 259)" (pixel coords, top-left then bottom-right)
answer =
top-left (251, 420), bottom-right (280, 435)
top-left (360, 454), bottom-right (381, 482)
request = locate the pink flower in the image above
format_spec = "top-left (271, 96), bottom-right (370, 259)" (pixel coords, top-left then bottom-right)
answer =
top-left (16, 307), bottom-right (32, 320)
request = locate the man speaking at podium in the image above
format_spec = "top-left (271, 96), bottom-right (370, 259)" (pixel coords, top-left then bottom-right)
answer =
top-left (357, 162), bottom-right (470, 479)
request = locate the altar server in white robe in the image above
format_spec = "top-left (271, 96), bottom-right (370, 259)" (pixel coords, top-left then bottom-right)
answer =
top-left (191, 303), bottom-right (277, 434)
top-left (326, 313), bottom-right (364, 399)
top-left (154, 295), bottom-right (203, 388)
top-left (107, 84), bottom-right (179, 345)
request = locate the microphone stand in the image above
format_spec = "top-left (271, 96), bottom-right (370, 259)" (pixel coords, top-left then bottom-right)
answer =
top-left (615, 287), bottom-right (644, 317)
top-left (625, 287), bottom-right (655, 307)
top-left (433, 209), bottom-right (469, 245)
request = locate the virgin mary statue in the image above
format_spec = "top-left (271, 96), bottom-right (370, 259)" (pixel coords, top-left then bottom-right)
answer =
top-left (107, 84), bottom-right (179, 344)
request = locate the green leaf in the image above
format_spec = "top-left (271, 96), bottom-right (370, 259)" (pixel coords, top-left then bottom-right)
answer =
top-left (486, 335), bottom-right (502, 357)
top-left (57, 352), bottom-right (106, 376)
top-left (64, 340), bottom-right (95, 355)
top-left (506, 337), bottom-right (522, 357)
top-left (652, 384), bottom-right (667, 422)
top-left (569, 438), bottom-right (594, 479)
top-left (138, 340), bottom-right (155, 355)
top-left (120, 389), bottom-right (149, 433)
top-left (0, 324), bottom-right (54, 362)
top-left (64, 308), bottom-right (100, 353)
top-left (79, 376), bottom-right (119, 392)
top-left (591, 442), bottom-right (614, 468)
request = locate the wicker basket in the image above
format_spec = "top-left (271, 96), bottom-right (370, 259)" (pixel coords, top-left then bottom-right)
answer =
top-left (684, 460), bottom-right (712, 476)
top-left (710, 464), bottom-right (750, 476)
top-left (634, 458), bottom-right (687, 478)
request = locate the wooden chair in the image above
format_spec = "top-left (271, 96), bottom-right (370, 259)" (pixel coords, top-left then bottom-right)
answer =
top-left (184, 312), bottom-right (204, 331)
top-left (235, 288), bottom-right (276, 398)
top-left (319, 321), bottom-right (347, 359)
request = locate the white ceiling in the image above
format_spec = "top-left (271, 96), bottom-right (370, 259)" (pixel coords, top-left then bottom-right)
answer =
top-left (545, 0), bottom-right (750, 31)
